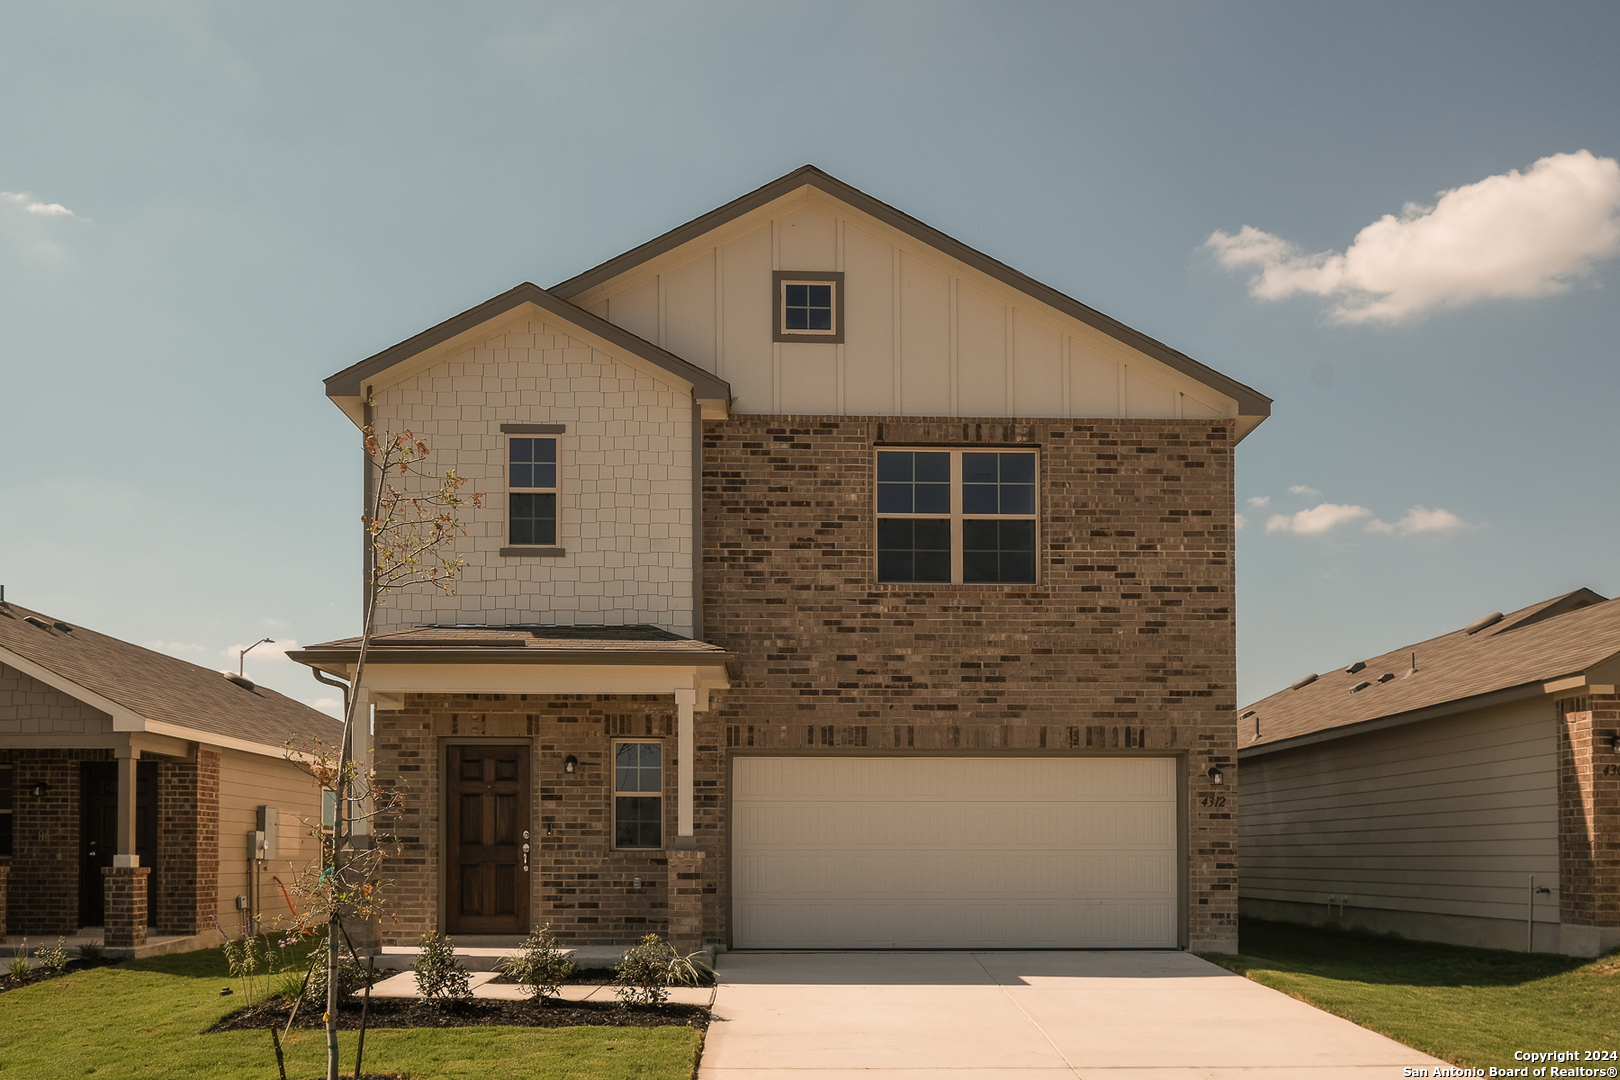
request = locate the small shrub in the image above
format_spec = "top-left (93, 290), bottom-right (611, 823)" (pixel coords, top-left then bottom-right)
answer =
top-left (303, 938), bottom-right (369, 1005)
top-left (34, 938), bottom-right (70, 974)
top-left (611, 933), bottom-right (716, 1006)
top-left (7, 941), bottom-right (30, 982)
top-left (221, 934), bottom-right (282, 1006)
top-left (77, 941), bottom-right (106, 964)
top-left (497, 924), bottom-right (576, 1003)
top-left (412, 933), bottom-right (471, 1004)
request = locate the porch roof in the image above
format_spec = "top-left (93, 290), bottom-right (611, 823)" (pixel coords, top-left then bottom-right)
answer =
top-left (289, 624), bottom-right (738, 701)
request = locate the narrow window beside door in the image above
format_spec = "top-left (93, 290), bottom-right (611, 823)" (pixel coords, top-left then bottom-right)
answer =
top-left (613, 741), bottom-right (663, 849)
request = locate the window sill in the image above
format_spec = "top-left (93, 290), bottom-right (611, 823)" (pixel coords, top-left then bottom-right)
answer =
top-left (499, 546), bottom-right (567, 558)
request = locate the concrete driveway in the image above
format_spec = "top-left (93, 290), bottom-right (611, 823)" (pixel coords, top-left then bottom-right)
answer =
top-left (699, 951), bottom-right (1448, 1079)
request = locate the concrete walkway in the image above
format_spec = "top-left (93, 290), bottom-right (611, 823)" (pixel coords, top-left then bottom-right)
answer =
top-left (699, 951), bottom-right (1449, 1080)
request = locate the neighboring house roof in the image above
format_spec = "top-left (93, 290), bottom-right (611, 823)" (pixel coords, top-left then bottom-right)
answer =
top-left (1239, 588), bottom-right (1618, 757)
top-left (0, 600), bottom-right (339, 754)
top-left (552, 163), bottom-right (1272, 433)
top-left (291, 624), bottom-right (738, 672)
top-left (322, 281), bottom-right (734, 427)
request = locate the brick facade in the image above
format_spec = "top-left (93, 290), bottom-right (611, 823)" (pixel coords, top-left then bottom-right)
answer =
top-left (1560, 695), bottom-right (1620, 929)
top-left (373, 693), bottom-right (721, 947)
top-left (0, 861), bottom-right (9, 936)
top-left (102, 865), bottom-right (150, 948)
top-left (154, 749), bottom-right (219, 935)
top-left (368, 413), bottom-right (1240, 950)
top-left (0, 749), bottom-right (105, 935)
top-left (701, 415), bottom-right (1239, 950)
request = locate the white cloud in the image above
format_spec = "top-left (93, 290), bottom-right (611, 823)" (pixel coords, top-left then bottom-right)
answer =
top-left (1364, 506), bottom-right (1468, 535)
top-left (2, 190), bottom-right (86, 221)
top-left (1207, 150), bottom-right (1620, 323)
top-left (1266, 503), bottom-right (1371, 535)
top-left (1246, 496), bottom-right (1270, 508)
top-left (1288, 485), bottom-right (1320, 496)
top-left (1234, 513), bottom-right (1247, 531)
top-left (143, 639), bottom-right (211, 658)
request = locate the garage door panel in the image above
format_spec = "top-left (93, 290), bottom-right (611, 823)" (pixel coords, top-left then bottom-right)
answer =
top-left (733, 756), bottom-right (1180, 949)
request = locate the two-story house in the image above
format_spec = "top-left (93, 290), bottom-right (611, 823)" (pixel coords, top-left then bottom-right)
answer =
top-left (291, 166), bottom-right (1269, 954)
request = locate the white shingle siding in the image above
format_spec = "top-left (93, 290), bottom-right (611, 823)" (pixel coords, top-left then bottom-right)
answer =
top-left (369, 317), bottom-right (695, 636)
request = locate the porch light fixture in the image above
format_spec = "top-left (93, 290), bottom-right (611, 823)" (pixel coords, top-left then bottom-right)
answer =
top-left (563, 755), bottom-right (577, 774)
top-left (1611, 733), bottom-right (1620, 753)
top-left (1206, 765), bottom-right (1224, 786)
top-left (31, 780), bottom-right (51, 798)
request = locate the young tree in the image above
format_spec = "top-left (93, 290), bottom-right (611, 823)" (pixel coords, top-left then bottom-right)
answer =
top-left (291, 424), bottom-right (481, 1080)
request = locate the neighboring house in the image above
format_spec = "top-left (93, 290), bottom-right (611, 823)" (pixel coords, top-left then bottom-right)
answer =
top-left (1239, 588), bottom-right (1620, 957)
top-left (0, 596), bottom-right (337, 954)
top-left (290, 165), bottom-right (1270, 954)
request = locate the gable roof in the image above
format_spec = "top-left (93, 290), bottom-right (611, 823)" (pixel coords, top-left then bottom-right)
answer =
top-left (551, 164), bottom-right (1272, 433)
top-left (1240, 588), bottom-right (1618, 757)
top-left (0, 599), bottom-right (339, 754)
top-left (323, 281), bottom-right (733, 427)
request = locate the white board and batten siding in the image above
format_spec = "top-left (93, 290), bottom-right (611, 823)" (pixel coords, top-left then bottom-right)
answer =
top-left (575, 197), bottom-right (1235, 423)
top-left (732, 756), bottom-right (1179, 949)
top-left (1241, 699), bottom-right (1558, 924)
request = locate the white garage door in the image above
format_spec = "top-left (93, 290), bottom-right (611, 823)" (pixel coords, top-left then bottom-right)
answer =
top-left (732, 756), bottom-right (1179, 949)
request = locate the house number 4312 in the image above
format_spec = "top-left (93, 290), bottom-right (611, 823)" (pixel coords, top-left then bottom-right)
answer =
top-left (1199, 794), bottom-right (1227, 808)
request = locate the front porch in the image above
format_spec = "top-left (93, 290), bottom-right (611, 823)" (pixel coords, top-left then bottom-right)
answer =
top-left (290, 625), bottom-right (735, 956)
top-left (0, 739), bottom-right (217, 951)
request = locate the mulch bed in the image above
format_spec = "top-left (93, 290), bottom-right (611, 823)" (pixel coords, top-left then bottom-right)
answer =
top-left (210, 994), bottom-right (710, 1033)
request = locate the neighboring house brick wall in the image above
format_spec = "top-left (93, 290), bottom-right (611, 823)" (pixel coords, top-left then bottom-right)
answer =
top-left (367, 317), bottom-right (697, 636)
top-left (371, 693), bottom-right (721, 947)
top-left (155, 749), bottom-right (220, 936)
top-left (701, 414), bottom-right (1239, 950)
top-left (0, 664), bottom-right (113, 736)
top-left (1560, 695), bottom-right (1620, 933)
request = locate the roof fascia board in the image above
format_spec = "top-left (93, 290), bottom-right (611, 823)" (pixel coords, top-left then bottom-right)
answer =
top-left (551, 165), bottom-right (1270, 434)
top-left (289, 646), bottom-right (736, 668)
top-left (0, 732), bottom-right (191, 757)
top-left (0, 642), bottom-right (146, 730)
top-left (346, 660), bottom-right (733, 698)
top-left (1238, 680), bottom-right (1549, 760)
top-left (324, 283), bottom-right (731, 427)
top-left (143, 721), bottom-right (293, 761)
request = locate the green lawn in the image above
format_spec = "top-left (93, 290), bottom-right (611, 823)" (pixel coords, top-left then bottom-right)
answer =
top-left (1202, 919), bottom-right (1620, 1069)
top-left (0, 945), bottom-right (701, 1080)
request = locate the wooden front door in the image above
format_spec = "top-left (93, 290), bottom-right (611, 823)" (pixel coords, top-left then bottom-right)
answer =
top-left (445, 744), bottom-right (530, 934)
top-left (80, 761), bottom-right (157, 927)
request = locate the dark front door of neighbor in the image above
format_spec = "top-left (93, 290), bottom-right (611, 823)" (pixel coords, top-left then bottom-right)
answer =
top-left (80, 761), bottom-right (158, 927)
top-left (446, 744), bottom-right (530, 934)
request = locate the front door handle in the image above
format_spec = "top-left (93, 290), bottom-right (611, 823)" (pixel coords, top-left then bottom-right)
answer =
top-left (522, 842), bottom-right (530, 873)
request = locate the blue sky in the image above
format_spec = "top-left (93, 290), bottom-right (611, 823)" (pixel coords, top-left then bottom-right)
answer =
top-left (3, 2), bottom-right (1617, 713)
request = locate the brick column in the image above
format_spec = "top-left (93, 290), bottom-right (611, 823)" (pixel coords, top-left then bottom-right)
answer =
top-left (103, 865), bottom-right (151, 948)
top-left (666, 850), bottom-right (706, 955)
top-left (0, 862), bottom-right (10, 937)
top-left (1560, 696), bottom-right (1620, 944)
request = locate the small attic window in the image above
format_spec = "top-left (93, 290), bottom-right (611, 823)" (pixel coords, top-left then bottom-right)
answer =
top-left (774, 271), bottom-right (844, 343)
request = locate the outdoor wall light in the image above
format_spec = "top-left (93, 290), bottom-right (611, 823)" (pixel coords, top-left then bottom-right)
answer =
top-left (1611, 733), bottom-right (1620, 753)
top-left (31, 780), bottom-right (51, 798)
top-left (1206, 765), bottom-right (1225, 786)
top-left (563, 755), bottom-right (578, 774)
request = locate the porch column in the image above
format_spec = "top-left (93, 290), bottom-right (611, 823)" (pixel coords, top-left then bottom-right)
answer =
top-left (103, 747), bottom-right (147, 948)
top-left (675, 687), bottom-right (696, 850)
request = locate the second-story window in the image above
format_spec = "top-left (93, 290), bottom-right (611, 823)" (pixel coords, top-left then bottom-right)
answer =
top-left (508, 436), bottom-right (558, 546)
top-left (876, 449), bottom-right (1037, 584)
